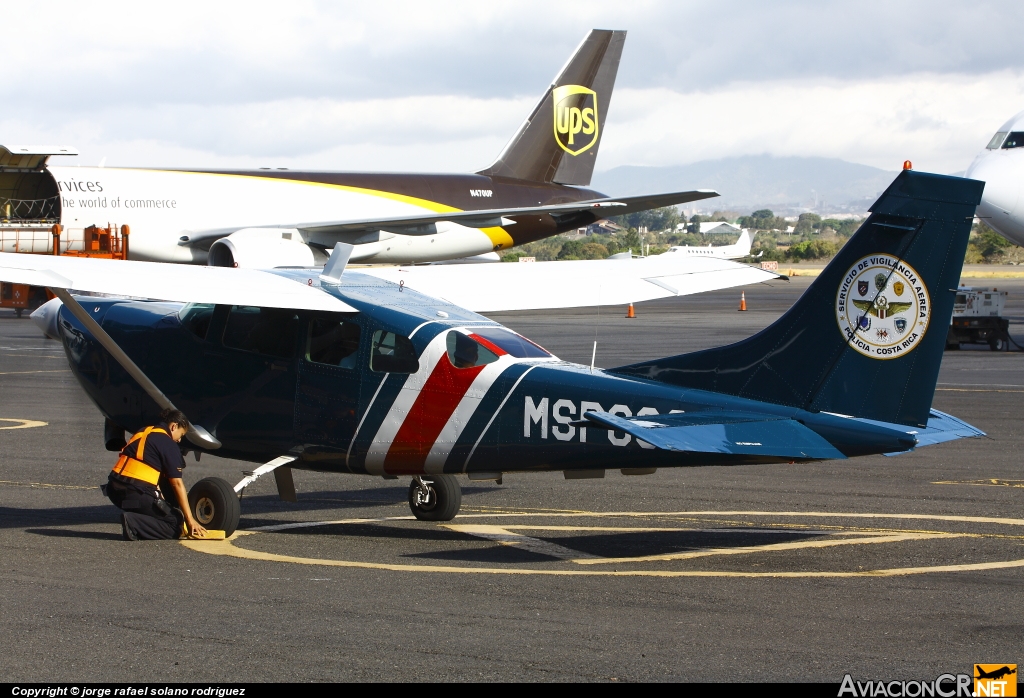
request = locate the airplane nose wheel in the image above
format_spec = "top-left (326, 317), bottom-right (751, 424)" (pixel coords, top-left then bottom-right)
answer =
top-left (409, 475), bottom-right (461, 521)
top-left (187, 477), bottom-right (241, 535)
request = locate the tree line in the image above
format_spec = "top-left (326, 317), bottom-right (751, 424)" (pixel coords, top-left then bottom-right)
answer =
top-left (499, 207), bottom-right (1022, 264)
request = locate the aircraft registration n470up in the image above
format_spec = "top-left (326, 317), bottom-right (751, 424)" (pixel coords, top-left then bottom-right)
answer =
top-left (0, 30), bottom-right (718, 268)
top-left (0, 170), bottom-right (986, 534)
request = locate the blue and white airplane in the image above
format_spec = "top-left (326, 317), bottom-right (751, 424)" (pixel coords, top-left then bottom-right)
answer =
top-left (0, 169), bottom-right (985, 533)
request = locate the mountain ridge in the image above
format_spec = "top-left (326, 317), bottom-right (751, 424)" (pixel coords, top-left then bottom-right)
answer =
top-left (590, 155), bottom-right (899, 214)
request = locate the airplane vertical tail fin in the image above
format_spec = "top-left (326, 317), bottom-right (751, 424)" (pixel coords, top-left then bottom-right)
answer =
top-left (477, 29), bottom-right (625, 187)
top-left (732, 230), bottom-right (752, 256)
top-left (612, 170), bottom-right (985, 427)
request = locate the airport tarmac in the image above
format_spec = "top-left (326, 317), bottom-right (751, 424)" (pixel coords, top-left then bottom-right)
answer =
top-left (2, 276), bottom-right (1023, 682)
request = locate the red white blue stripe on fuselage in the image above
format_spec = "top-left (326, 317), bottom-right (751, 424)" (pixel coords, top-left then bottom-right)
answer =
top-left (360, 327), bottom-right (557, 476)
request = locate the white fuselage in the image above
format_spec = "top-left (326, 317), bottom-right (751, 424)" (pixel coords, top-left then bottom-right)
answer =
top-left (662, 230), bottom-right (753, 260)
top-left (44, 167), bottom-right (504, 264)
top-left (966, 111), bottom-right (1024, 246)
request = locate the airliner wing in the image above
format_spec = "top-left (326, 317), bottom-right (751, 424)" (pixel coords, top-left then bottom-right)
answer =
top-left (181, 189), bottom-right (719, 246)
top-left (358, 254), bottom-right (778, 312)
top-left (0, 252), bottom-right (355, 312)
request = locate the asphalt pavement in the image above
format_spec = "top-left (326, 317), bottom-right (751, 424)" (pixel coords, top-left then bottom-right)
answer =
top-left (1, 276), bottom-right (1023, 682)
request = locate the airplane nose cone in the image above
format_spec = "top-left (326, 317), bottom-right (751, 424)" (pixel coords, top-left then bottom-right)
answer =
top-left (30, 297), bottom-right (63, 340)
top-left (969, 156), bottom-right (1021, 216)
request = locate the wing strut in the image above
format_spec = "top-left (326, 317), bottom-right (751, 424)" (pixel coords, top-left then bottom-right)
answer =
top-left (52, 288), bottom-right (222, 450)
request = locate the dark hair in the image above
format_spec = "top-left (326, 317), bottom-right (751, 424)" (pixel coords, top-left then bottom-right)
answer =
top-left (159, 408), bottom-right (190, 430)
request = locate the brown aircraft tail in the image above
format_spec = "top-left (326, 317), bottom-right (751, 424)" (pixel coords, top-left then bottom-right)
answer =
top-left (477, 29), bottom-right (625, 187)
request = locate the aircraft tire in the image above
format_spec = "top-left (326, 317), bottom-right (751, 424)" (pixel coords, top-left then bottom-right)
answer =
top-left (187, 477), bottom-right (241, 536)
top-left (408, 475), bottom-right (461, 522)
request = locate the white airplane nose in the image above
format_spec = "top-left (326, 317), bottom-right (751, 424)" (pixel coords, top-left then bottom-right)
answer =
top-left (968, 154), bottom-right (1024, 246)
top-left (30, 297), bottom-right (63, 340)
top-left (969, 156), bottom-right (1021, 217)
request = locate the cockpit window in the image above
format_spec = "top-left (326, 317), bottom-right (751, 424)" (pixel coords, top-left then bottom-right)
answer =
top-left (178, 303), bottom-right (215, 340)
top-left (446, 331), bottom-right (499, 369)
top-left (987, 132), bottom-right (1008, 149)
top-left (307, 318), bottom-right (361, 369)
top-left (370, 330), bottom-right (419, 373)
top-left (470, 326), bottom-right (551, 358)
top-left (223, 306), bottom-right (299, 359)
top-left (1003, 132), bottom-right (1024, 149)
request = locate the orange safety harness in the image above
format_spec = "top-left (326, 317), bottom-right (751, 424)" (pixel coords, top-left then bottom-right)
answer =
top-left (111, 426), bottom-right (167, 486)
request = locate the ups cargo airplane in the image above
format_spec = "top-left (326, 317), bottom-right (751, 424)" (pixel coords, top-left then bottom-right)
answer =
top-left (0, 30), bottom-right (720, 267)
top-left (1, 169), bottom-right (985, 533)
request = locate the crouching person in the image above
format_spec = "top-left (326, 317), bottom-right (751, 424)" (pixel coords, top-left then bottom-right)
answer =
top-left (105, 408), bottom-right (208, 540)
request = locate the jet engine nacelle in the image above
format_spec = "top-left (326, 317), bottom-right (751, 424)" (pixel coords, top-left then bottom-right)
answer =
top-left (208, 228), bottom-right (316, 268)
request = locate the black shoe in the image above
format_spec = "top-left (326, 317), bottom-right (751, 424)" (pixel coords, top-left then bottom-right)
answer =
top-left (121, 513), bottom-right (138, 541)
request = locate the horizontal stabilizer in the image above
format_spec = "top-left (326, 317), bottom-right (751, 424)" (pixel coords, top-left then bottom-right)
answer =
top-left (582, 410), bottom-right (846, 460)
top-left (883, 409), bottom-right (985, 456)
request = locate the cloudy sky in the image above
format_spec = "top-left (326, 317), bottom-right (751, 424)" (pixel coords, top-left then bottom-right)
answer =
top-left (4, 1), bottom-right (1023, 175)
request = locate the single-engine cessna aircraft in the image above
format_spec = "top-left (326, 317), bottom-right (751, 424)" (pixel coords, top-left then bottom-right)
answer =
top-left (0, 170), bottom-right (985, 535)
top-left (0, 29), bottom-right (721, 267)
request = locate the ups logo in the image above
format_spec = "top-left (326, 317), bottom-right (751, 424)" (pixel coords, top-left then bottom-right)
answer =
top-left (552, 84), bottom-right (599, 156)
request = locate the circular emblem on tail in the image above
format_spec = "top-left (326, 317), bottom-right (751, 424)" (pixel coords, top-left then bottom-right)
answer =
top-left (835, 255), bottom-right (931, 359)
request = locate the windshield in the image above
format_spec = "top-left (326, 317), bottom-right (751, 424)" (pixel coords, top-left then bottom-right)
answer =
top-left (987, 132), bottom-right (1008, 149)
top-left (1003, 132), bottom-right (1024, 149)
top-left (470, 326), bottom-right (551, 358)
top-left (178, 303), bottom-right (215, 340)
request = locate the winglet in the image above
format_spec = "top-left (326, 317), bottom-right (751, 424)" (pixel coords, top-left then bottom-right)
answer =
top-left (321, 242), bottom-right (354, 284)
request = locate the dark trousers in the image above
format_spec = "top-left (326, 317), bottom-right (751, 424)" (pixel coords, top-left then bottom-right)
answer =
top-left (106, 474), bottom-right (183, 540)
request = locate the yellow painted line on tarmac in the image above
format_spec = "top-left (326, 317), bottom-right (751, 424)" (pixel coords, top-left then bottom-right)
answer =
top-left (934, 479), bottom-right (1024, 489)
top-left (0, 479), bottom-right (97, 490)
top-left (0, 418), bottom-right (47, 430)
top-left (0, 370), bottom-right (67, 375)
top-left (180, 532), bottom-right (1024, 578)
top-left (178, 509), bottom-right (1024, 578)
top-left (409, 510), bottom-right (1024, 528)
top-left (573, 531), bottom-right (960, 565)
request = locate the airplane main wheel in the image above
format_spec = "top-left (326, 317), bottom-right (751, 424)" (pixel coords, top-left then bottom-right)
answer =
top-left (187, 477), bottom-right (240, 535)
top-left (408, 475), bottom-right (461, 521)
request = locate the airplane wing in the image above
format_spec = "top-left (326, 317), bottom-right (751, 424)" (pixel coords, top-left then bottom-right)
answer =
top-left (582, 410), bottom-right (847, 460)
top-left (358, 254), bottom-right (780, 312)
top-left (0, 252), bottom-right (355, 313)
top-left (180, 189), bottom-right (719, 247)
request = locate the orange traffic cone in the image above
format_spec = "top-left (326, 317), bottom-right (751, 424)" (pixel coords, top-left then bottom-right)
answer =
top-left (626, 303), bottom-right (636, 318)
top-left (738, 292), bottom-right (747, 311)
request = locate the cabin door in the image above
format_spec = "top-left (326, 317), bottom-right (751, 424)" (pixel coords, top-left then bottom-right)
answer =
top-left (294, 315), bottom-right (364, 457)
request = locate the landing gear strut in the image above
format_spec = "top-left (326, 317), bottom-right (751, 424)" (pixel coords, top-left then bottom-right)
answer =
top-left (408, 475), bottom-right (461, 521)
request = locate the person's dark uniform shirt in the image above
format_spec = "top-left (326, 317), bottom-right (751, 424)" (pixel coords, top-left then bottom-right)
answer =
top-left (106, 422), bottom-right (187, 540)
